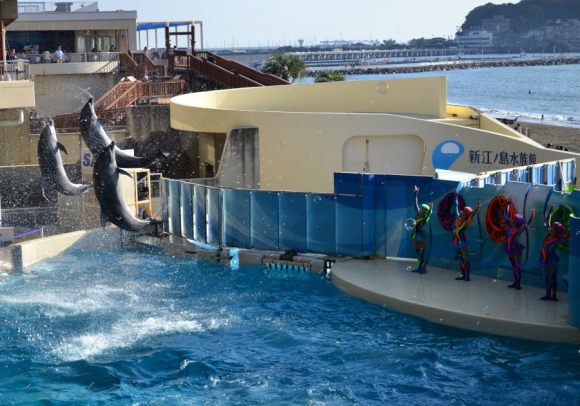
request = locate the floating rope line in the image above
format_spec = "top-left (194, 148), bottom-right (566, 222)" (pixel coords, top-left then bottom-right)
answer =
top-left (0, 228), bottom-right (43, 243)
top-left (549, 205), bottom-right (574, 251)
top-left (484, 196), bottom-right (513, 243)
top-left (437, 193), bottom-right (465, 231)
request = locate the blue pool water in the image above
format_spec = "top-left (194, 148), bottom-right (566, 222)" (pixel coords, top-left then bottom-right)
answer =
top-left (1, 249), bottom-right (580, 405)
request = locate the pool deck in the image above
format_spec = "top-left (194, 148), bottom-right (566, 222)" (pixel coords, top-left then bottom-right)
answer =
top-left (332, 258), bottom-right (580, 344)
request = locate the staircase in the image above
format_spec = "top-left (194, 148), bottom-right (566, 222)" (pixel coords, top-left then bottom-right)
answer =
top-left (94, 80), bottom-right (184, 110)
top-left (120, 52), bottom-right (167, 81)
top-left (169, 50), bottom-right (290, 89)
top-left (44, 79), bottom-right (184, 134)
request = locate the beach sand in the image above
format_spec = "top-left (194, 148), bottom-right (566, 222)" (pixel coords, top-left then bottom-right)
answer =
top-left (514, 122), bottom-right (580, 152)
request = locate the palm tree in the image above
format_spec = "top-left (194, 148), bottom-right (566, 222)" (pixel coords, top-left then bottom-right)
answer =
top-left (314, 71), bottom-right (346, 83)
top-left (261, 54), bottom-right (307, 83)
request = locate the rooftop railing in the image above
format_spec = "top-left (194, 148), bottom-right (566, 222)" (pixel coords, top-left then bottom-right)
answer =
top-left (17, 1), bottom-right (99, 13)
top-left (0, 60), bottom-right (31, 81)
top-left (20, 52), bottom-right (119, 64)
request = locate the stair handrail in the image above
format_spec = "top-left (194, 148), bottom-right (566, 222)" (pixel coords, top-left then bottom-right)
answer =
top-left (195, 51), bottom-right (290, 86)
top-left (105, 81), bottom-right (140, 110)
top-left (94, 81), bottom-right (135, 110)
top-left (170, 52), bottom-right (263, 89)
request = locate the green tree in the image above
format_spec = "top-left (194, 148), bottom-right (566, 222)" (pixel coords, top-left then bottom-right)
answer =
top-left (460, 0), bottom-right (580, 33)
top-left (261, 54), bottom-right (307, 83)
top-left (314, 71), bottom-right (346, 83)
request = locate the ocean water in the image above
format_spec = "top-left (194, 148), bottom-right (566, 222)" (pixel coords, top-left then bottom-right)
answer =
top-left (1, 249), bottom-right (580, 405)
top-left (301, 64), bottom-right (580, 128)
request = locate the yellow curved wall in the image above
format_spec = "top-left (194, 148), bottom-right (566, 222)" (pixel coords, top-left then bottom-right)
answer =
top-left (171, 77), bottom-right (578, 193)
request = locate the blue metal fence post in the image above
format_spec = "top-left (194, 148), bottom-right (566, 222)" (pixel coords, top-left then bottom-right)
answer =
top-left (194, 186), bottom-right (207, 243)
top-left (568, 216), bottom-right (580, 327)
top-left (180, 182), bottom-right (194, 239)
top-left (362, 174), bottom-right (375, 257)
top-left (161, 178), bottom-right (169, 233)
top-left (168, 180), bottom-right (181, 236)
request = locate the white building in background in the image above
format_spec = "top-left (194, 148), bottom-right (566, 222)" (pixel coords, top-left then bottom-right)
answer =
top-left (455, 28), bottom-right (493, 48)
top-left (5, 2), bottom-right (137, 54)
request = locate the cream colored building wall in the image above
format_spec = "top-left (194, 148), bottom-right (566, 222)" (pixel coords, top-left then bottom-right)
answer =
top-left (34, 73), bottom-right (116, 116)
top-left (207, 76), bottom-right (447, 118)
top-left (0, 81), bottom-right (35, 109)
top-left (171, 77), bottom-right (579, 194)
top-left (0, 109), bottom-right (29, 166)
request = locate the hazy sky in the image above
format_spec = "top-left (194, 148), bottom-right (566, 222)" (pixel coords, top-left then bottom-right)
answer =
top-left (97, 0), bottom-right (511, 48)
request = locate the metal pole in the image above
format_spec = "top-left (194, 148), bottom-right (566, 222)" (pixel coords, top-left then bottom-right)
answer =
top-left (175, 25), bottom-right (178, 49)
top-left (191, 21), bottom-right (196, 53)
top-left (165, 22), bottom-right (170, 54)
top-left (155, 29), bottom-right (158, 54)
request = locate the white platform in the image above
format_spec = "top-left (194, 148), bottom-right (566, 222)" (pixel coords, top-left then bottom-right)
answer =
top-left (332, 258), bottom-right (580, 344)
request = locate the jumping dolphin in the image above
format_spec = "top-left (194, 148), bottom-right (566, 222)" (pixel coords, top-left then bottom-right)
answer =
top-left (37, 119), bottom-right (90, 199)
top-left (79, 97), bottom-right (166, 168)
top-left (93, 141), bottom-right (162, 232)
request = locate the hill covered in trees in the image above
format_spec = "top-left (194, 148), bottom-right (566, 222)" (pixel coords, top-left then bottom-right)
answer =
top-left (460, 0), bottom-right (580, 33)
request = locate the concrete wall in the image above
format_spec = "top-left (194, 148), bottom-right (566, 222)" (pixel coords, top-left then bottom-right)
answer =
top-left (0, 0), bottom-right (17, 25)
top-left (0, 81), bottom-right (35, 109)
top-left (214, 128), bottom-right (259, 189)
top-left (33, 73), bottom-right (117, 116)
top-left (171, 77), bottom-right (579, 194)
top-left (0, 109), bottom-right (31, 166)
top-left (127, 105), bottom-right (171, 142)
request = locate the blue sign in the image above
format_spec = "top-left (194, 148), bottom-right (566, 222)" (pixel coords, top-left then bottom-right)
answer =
top-left (432, 140), bottom-right (465, 170)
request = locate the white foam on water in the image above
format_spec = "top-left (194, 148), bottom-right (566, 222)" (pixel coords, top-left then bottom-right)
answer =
top-left (180, 359), bottom-right (193, 370)
top-left (479, 107), bottom-right (580, 127)
top-left (53, 315), bottom-right (205, 362)
top-left (0, 288), bottom-right (115, 317)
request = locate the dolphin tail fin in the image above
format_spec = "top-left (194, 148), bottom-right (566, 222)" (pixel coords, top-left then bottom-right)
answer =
top-left (155, 149), bottom-right (171, 161)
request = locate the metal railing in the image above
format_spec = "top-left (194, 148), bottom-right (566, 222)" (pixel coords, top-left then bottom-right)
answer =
top-left (29, 108), bottom-right (128, 134)
top-left (0, 207), bottom-right (57, 228)
top-left (169, 51), bottom-right (266, 89)
top-left (94, 80), bottom-right (184, 110)
top-left (20, 52), bottom-right (119, 64)
top-left (194, 51), bottom-right (289, 86)
top-left (456, 158), bottom-right (576, 191)
top-left (17, 2), bottom-right (99, 13)
top-left (0, 60), bottom-right (31, 81)
top-left (120, 52), bottom-right (166, 80)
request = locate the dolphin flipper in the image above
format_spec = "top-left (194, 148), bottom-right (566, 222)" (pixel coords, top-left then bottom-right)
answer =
top-left (117, 168), bottom-right (133, 178)
top-left (57, 142), bottom-right (68, 155)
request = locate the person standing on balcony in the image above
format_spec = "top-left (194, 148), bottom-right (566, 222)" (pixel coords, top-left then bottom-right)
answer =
top-left (7, 48), bottom-right (17, 60)
top-left (55, 47), bottom-right (64, 63)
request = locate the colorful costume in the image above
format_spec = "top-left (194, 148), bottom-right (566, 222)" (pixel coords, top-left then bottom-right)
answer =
top-left (411, 190), bottom-right (432, 273)
top-left (538, 207), bottom-right (569, 301)
top-left (453, 193), bottom-right (479, 281)
top-left (504, 202), bottom-right (534, 290)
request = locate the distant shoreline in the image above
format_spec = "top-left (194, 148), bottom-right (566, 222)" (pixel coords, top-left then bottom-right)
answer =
top-left (305, 58), bottom-right (580, 77)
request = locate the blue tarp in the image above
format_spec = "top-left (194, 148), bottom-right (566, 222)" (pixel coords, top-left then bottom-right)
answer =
top-left (137, 23), bottom-right (190, 31)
